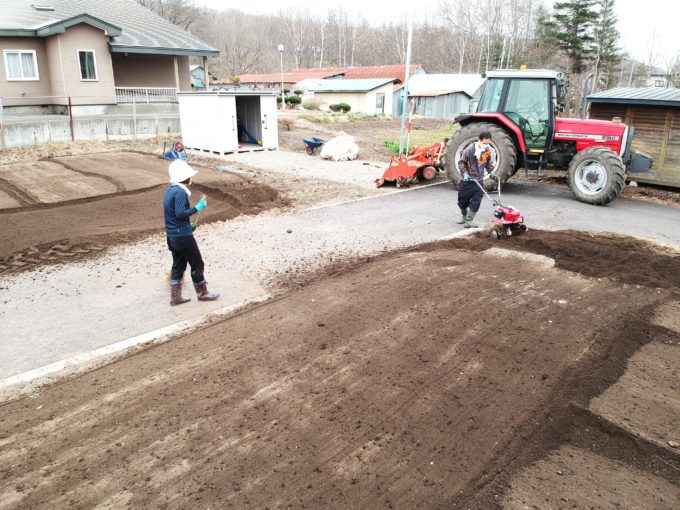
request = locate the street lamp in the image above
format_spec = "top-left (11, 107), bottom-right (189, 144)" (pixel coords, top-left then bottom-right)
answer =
top-left (278, 44), bottom-right (285, 111)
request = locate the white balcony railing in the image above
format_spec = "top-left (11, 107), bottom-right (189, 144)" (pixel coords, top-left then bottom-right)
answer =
top-left (115, 87), bottom-right (177, 103)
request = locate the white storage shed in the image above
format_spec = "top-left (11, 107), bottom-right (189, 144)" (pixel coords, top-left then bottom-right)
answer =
top-left (177, 91), bottom-right (279, 154)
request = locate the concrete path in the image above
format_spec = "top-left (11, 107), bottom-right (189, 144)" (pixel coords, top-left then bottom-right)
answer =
top-left (219, 150), bottom-right (404, 189)
top-left (1, 179), bottom-right (679, 382)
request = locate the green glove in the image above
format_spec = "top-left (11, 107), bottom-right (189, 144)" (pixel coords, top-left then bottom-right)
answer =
top-left (195, 197), bottom-right (207, 211)
top-left (463, 173), bottom-right (470, 182)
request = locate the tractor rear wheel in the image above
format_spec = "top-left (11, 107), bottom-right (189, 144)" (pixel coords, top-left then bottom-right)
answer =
top-left (444, 122), bottom-right (517, 191)
top-left (567, 146), bottom-right (626, 205)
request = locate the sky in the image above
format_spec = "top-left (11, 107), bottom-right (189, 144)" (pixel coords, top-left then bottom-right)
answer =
top-left (193, 0), bottom-right (678, 66)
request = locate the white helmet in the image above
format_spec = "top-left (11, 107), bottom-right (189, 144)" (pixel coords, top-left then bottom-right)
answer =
top-left (168, 160), bottom-right (197, 184)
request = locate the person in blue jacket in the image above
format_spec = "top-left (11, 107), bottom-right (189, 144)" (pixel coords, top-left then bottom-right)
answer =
top-left (456, 131), bottom-right (496, 228)
top-left (164, 160), bottom-right (219, 306)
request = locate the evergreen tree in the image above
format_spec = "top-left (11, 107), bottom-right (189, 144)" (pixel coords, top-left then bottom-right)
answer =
top-left (592, 0), bottom-right (622, 91)
top-left (532, 4), bottom-right (564, 70)
top-left (542, 0), bottom-right (599, 73)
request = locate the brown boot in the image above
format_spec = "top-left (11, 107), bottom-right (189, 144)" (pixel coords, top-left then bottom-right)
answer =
top-left (194, 282), bottom-right (219, 301)
top-left (170, 284), bottom-right (190, 306)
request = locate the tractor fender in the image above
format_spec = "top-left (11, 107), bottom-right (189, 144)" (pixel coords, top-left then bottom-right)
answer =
top-left (458, 113), bottom-right (527, 154)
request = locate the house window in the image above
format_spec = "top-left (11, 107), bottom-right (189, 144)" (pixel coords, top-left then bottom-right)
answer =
top-left (78, 50), bottom-right (98, 81)
top-left (3, 50), bottom-right (39, 80)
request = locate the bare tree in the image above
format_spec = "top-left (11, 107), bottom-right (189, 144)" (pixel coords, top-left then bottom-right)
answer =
top-left (141, 1), bottom-right (560, 81)
top-left (667, 51), bottom-right (680, 88)
top-left (136, 0), bottom-right (204, 30)
top-left (281, 8), bottom-right (315, 69)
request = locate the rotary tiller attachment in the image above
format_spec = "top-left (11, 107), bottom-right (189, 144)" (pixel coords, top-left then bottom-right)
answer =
top-left (470, 177), bottom-right (528, 240)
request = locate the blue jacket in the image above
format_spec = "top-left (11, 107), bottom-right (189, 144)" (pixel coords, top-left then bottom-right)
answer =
top-left (164, 185), bottom-right (196, 237)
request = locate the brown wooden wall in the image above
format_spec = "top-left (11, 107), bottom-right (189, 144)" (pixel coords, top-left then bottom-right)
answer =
top-left (589, 103), bottom-right (680, 187)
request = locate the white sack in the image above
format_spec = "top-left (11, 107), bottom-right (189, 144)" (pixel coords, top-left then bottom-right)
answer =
top-left (320, 132), bottom-right (360, 161)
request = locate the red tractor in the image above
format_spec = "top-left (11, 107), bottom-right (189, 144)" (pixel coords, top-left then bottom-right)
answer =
top-left (444, 69), bottom-right (652, 205)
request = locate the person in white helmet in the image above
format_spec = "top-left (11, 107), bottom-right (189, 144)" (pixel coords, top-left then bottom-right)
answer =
top-left (164, 160), bottom-right (219, 306)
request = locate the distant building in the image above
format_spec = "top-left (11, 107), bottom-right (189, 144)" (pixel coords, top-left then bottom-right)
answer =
top-left (640, 66), bottom-right (669, 88)
top-left (190, 65), bottom-right (217, 90)
top-left (407, 74), bottom-right (485, 119)
top-left (588, 86), bottom-right (680, 188)
top-left (307, 78), bottom-right (397, 115)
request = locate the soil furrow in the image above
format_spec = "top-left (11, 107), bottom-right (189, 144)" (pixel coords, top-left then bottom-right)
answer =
top-left (46, 158), bottom-right (126, 192)
top-left (0, 176), bottom-right (38, 206)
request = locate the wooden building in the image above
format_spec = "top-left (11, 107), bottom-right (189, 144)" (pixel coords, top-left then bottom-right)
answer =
top-left (588, 87), bottom-right (680, 188)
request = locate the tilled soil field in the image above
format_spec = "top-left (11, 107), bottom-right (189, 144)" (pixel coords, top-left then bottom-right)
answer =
top-left (0, 153), bottom-right (283, 274)
top-left (1, 231), bottom-right (678, 509)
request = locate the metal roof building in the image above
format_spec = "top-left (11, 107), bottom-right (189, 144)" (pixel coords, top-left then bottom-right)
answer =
top-left (407, 74), bottom-right (485, 119)
top-left (589, 87), bottom-right (680, 107)
top-left (588, 87), bottom-right (680, 188)
top-left (307, 78), bottom-right (395, 93)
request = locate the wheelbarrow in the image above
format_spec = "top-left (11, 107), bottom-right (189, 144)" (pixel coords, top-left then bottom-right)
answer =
top-left (303, 137), bottom-right (325, 156)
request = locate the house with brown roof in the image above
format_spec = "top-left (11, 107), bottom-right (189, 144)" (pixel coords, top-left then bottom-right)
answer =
top-left (220, 68), bottom-right (347, 91)
top-left (225, 65), bottom-right (424, 115)
top-left (307, 78), bottom-right (398, 115)
top-left (0, 0), bottom-right (218, 109)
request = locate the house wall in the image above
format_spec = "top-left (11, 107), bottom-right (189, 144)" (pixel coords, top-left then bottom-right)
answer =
top-left (315, 84), bottom-right (394, 115)
top-left (365, 84), bottom-right (394, 115)
top-left (590, 102), bottom-right (680, 188)
top-left (45, 23), bottom-right (116, 106)
top-left (0, 37), bottom-right (52, 106)
top-left (112, 54), bottom-right (191, 90)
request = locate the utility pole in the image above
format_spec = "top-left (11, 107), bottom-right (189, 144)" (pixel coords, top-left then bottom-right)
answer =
top-left (278, 44), bottom-right (286, 111)
top-left (399, 13), bottom-right (414, 156)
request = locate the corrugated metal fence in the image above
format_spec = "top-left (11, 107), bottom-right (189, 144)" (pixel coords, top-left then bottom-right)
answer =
top-left (0, 95), bottom-right (180, 149)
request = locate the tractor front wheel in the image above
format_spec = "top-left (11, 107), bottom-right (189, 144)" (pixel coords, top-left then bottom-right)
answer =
top-left (444, 122), bottom-right (517, 191)
top-left (567, 146), bottom-right (626, 205)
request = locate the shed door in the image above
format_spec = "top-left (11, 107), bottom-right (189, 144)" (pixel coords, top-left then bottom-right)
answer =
top-left (376, 93), bottom-right (385, 114)
top-left (219, 95), bottom-right (239, 152)
top-left (260, 95), bottom-right (279, 149)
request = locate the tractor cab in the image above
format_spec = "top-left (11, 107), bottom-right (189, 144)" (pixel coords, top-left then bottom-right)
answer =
top-left (478, 69), bottom-right (563, 166)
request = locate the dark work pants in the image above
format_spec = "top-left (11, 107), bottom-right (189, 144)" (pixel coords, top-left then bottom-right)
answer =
top-left (457, 180), bottom-right (484, 213)
top-left (167, 235), bottom-right (205, 286)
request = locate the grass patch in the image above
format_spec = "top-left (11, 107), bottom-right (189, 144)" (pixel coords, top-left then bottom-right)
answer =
top-left (409, 124), bottom-right (458, 147)
top-left (383, 140), bottom-right (413, 154)
top-left (383, 123), bottom-right (458, 154)
top-left (346, 112), bottom-right (372, 122)
top-left (298, 113), bottom-right (337, 124)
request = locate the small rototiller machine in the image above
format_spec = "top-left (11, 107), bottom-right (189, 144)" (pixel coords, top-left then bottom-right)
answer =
top-left (471, 176), bottom-right (527, 239)
top-left (375, 141), bottom-right (446, 187)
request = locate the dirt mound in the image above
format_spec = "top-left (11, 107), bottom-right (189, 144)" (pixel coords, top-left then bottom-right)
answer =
top-left (1, 233), bottom-right (677, 508)
top-left (439, 229), bottom-right (680, 290)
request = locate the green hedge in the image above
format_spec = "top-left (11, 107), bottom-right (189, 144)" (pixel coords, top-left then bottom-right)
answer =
top-left (329, 103), bottom-right (351, 113)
